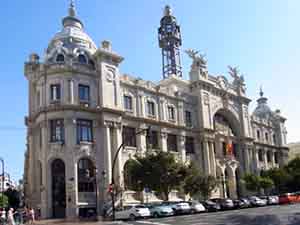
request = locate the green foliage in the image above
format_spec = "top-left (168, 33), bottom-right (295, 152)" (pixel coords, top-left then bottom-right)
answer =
top-left (243, 173), bottom-right (261, 192)
top-left (261, 168), bottom-right (291, 194)
top-left (183, 164), bottom-right (217, 199)
top-left (0, 194), bottom-right (9, 208)
top-left (127, 151), bottom-right (189, 201)
top-left (4, 188), bottom-right (20, 209)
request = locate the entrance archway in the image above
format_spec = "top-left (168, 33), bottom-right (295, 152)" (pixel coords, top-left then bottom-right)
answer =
top-left (51, 159), bottom-right (66, 218)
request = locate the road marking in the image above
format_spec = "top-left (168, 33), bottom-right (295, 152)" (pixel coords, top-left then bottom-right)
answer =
top-left (136, 221), bottom-right (171, 225)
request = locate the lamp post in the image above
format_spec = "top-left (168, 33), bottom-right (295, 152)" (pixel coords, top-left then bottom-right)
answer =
top-left (94, 168), bottom-right (98, 220)
top-left (0, 158), bottom-right (4, 208)
top-left (221, 174), bottom-right (226, 199)
top-left (111, 126), bottom-right (151, 221)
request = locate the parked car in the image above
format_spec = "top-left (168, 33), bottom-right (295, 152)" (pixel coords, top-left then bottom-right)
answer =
top-left (147, 204), bottom-right (174, 218)
top-left (248, 196), bottom-right (267, 207)
top-left (210, 198), bottom-right (235, 210)
top-left (188, 201), bottom-right (206, 213)
top-left (260, 195), bottom-right (279, 205)
top-left (162, 201), bottom-right (191, 215)
top-left (115, 205), bottom-right (151, 221)
top-left (201, 200), bottom-right (221, 212)
top-left (267, 196), bottom-right (279, 205)
top-left (233, 198), bottom-right (251, 209)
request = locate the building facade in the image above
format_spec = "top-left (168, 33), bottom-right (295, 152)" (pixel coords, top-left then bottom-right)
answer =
top-left (23, 3), bottom-right (289, 219)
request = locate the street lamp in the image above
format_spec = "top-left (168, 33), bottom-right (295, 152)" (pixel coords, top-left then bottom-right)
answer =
top-left (110, 126), bottom-right (151, 221)
top-left (0, 158), bottom-right (4, 208)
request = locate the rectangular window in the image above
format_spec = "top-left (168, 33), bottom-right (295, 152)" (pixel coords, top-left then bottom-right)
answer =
top-left (274, 152), bottom-right (279, 164)
top-left (273, 134), bottom-right (276, 145)
top-left (267, 151), bottom-right (271, 162)
top-left (258, 149), bottom-right (264, 162)
top-left (222, 142), bottom-right (227, 156)
top-left (50, 119), bottom-right (64, 142)
top-left (147, 101), bottom-right (155, 116)
top-left (265, 133), bottom-right (269, 142)
top-left (77, 119), bottom-right (93, 143)
top-left (146, 130), bottom-right (159, 149)
top-left (50, 84), bottom-right (61, 101)
top-left (122, 126), bottom-right (136, 147)
top-left (168, 106), bottom-right (175, 121)
top-left (257, 130), bottom-right (260, 140)
top-left (185, 137), bottom-right (194, 154)
top-left (79, 84), bottom-right (90, 102)
top-left (167, 134), bottom-right (177, 152)
top-left (124, 95), bottom-right (133, 111)
top-left (185, 111), bottom-right (192, 127)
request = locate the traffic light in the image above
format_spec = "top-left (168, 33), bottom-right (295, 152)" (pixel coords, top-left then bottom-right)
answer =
top-left (108, 184), bottom-right (114, 194)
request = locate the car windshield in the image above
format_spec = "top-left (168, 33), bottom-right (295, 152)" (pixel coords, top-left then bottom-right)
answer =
top-left (135, 205), bottom-right (146, 208)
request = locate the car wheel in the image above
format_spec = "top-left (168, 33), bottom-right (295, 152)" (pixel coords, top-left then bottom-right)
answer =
top-left (129, 214), bottom-right (136, 221)
top-left (153, 212), bottom-right (159, 218)
top-left (191, 209), bottom-right (196, 214)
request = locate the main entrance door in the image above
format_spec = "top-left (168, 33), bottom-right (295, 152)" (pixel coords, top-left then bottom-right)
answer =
top-left (51, 159), bottom-right (66, 218)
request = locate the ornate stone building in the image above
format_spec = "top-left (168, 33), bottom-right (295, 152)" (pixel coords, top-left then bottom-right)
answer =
top-left (24, 3), bottom-right (289, 219)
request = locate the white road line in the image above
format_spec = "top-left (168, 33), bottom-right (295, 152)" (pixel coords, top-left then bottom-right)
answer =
top-left (136, 220), bottom-right (171, 225)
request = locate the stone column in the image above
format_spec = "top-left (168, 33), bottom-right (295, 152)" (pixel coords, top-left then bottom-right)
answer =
top-left (271, 150), bottom-right (276, 167)
top-left (178, 134), bottom-right (186, 163)
top-left (203, 140), bottom-right (211, 175)
top-left (113, 123), bottom-right (124, 187)
top-left (160, 131), bottom-right (168, 152)
top-left (244, 146), bottom-right (250, 173)
top-left (209, 142), bottom-right (216, 177)
top-left (40, 121), bottom-right (48, 218)
top-left (177, 101), bottom-right (184, 126)
top-left (263, 148), bottom-right (268, 170)
top-left (136, 124), bottom-right (147, 153)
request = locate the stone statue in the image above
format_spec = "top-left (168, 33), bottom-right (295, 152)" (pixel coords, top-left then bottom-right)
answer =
top-left (228, 66), bottom-right (246, 93)
top-left (185, 49), bottom-right (207, 70)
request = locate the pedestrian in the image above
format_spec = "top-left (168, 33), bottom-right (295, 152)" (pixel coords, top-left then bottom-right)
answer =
top-left (7, 208), bottom-right (15, 225)
top-left (0, 208), bottom-right (6, 224)
top-left (28, 208), bottom-right (35, 225)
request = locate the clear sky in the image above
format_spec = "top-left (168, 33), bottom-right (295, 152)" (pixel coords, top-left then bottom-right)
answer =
top-left (0, 0), bottom-right (299, 182)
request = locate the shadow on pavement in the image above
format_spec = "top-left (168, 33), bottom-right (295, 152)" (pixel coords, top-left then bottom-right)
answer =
top-left (216, 213), bottom-right (300, 225)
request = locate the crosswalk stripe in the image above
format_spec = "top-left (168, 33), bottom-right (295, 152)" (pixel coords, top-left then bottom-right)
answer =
top-left (136, 221), bottom-right (171, 225)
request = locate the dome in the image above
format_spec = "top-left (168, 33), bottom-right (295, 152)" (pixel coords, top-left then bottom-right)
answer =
top-left (45, 2), bottom-right (97, 63)
top-left (253, 88), bottom-right (274, 119)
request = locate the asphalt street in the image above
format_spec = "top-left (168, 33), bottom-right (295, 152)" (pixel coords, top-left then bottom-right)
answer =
top-left (125, 204), bottom-right (300, 225)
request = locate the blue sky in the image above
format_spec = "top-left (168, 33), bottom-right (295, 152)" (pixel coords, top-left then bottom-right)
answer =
top-left (0, 0), bottom-right (299, 181)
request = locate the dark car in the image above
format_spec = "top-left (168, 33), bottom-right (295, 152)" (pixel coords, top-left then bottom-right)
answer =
top-left (233, 198), bottom-right (251, 209)
top-left (201, 200), bottom-right (221, 212)
top-left (210, 198), bottom-right (235, 210)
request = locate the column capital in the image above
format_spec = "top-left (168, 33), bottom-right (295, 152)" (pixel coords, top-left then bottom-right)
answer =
top-left (103, 120), bottom-right (114, 128)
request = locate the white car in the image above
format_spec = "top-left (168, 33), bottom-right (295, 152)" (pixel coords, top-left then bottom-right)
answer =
top-left (115, 205), bottom-right (151, 221)
top-left (188, 201), bottom-right (206, 213)
top-left (173, 202), bottom-right (192, 214)
top-left (249, 196), bottom-right (267, 207)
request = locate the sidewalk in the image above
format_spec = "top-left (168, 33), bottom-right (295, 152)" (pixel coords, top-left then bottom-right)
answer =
top-left (35, 219), bottom-right (126, 225)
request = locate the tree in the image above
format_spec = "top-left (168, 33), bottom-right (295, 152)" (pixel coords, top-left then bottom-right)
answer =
top-left (0, 194), bottom-right (9, 208)
top-left (259, 177), bottom-right (274, 195)
top-left (128, 151), bottom-right (189, 201)
top-left (183, 164), bottom-right (217, 200)
top-left (261, 168), bottom-right (291, 194)
top-left (4, 188), bottom-right (20, 209)
top-left (243, 174), bottom-right (261, 193)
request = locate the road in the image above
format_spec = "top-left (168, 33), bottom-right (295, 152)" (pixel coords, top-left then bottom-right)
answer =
top-left (126, 204), bottom-right (300, 225)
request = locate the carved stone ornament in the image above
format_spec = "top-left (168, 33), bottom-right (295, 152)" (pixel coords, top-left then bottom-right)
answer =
top-left (106, 70), bottom-right (114, 82)
top-left (228, 66), bottom-right (246, 93)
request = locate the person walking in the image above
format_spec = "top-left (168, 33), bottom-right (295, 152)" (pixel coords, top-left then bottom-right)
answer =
top-left (7, 208), bottom-right (15, 225)
top-left (28, 208), bottom-right (35, 225)
top-left (0, 208), bottom-right (6, 224)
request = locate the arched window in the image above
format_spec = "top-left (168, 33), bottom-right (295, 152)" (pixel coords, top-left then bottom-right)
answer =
top-left (213, 113), bottom-right (236, 136)
top-left (78, 54), bottom-right (87, 64)
top-left (89, 60), bottom-right (95, 69)
top-left (123, 160), bottom-right (135, 190)
top-left (78, 158), bottom-right (95, 192)
top-left (56, 54), bottom-right (65, 63)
